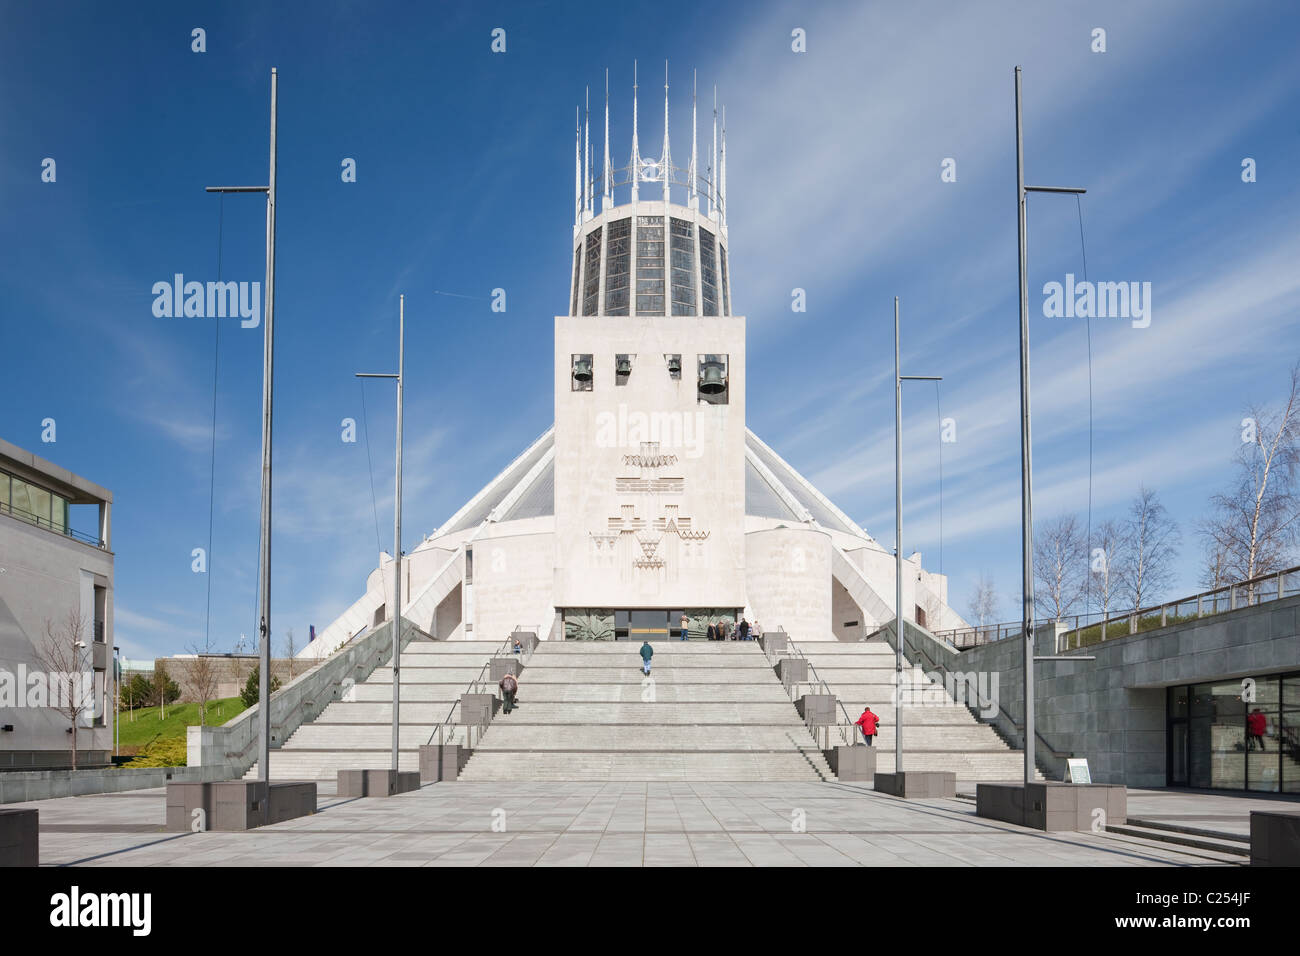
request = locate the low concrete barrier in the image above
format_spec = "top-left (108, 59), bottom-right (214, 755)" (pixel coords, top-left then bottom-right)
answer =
top-left (826, 745), bottom-right (876, 782)
top-left (490, 658), bottom-right (519, 681)
top-left (976, 782), bottom-right (1127, 831)
top-left (166, 780), bottom-right (317, 831)
top-left (459, 693), bottom-right (500, 727)
top-left (337, 769), bottom-right (421, 798)
top-left (796, 693), bottom-right (837, 725)
top-left (874, 771), bottom-right (957, 799)
top-left (776, 657), bottom-right (808, 687)
top-left (0, 808), bottom-right (38, 866)
top-left (511, 629), bottom-right (539, 654)
top-left (1, 764), bottom-right (231, 805)
top-left (1250, 810), bottom-right (1300, 866)
top-left (419, 744), bottom-right (470, 782)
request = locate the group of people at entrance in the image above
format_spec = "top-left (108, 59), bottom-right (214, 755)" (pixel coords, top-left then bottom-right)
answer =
top-left (678, 614), bottom-right (762, 641)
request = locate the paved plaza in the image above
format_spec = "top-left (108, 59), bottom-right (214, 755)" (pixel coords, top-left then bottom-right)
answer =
top-left (18, 781), bottom-right (1287, 866)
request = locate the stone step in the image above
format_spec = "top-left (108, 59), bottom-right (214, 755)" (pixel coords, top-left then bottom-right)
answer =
top-left (458, 751), bottom-right (833, 782)
top-left (503, 669), bottom-right (795, 683)
top-left (473, 725), bottom-right (829, 751)
top-left (244, 750), bottom-right (427, 780)
top-left (282, 725), bottom-right (445, 749)
top-left (368, 667), bottom-right (498, 683)
top-left (349, 684), bottom-right (479, 702)
top-left (537, 643), bottom-right (766, 653)
top-left (451, 702), bottom-right (837, 723)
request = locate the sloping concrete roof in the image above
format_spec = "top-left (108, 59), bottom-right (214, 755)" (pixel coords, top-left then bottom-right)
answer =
top-left (430, 425), bottom-right (868, 541)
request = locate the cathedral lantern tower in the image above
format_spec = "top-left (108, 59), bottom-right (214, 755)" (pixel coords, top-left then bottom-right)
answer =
top-left (552, 64), bottom-right (746, 632)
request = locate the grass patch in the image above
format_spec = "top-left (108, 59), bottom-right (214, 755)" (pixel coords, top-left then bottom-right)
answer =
top-left (116, 697), bottom-right (247, 767)
top-left (1066, 613), bottom-right (1200, 648)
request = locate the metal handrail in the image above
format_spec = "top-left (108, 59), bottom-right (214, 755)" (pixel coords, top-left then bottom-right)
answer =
top-left (425, 631), bottom-right (536, 748)
top-left (762, 633), bottom-right (863, 749)
top-left (1, 502), bottom-right (103, 546)
top-left (931, 563), bottom-right (1300, 651)
top-left (890, 618), bottom-right (1068, 766)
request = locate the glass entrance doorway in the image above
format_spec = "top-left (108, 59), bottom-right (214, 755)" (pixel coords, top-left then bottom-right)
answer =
top-left (615, 609), bottom-right (683, 641)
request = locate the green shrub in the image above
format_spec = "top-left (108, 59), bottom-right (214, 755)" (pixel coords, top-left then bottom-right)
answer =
top-left (240, 665), bottom-right (282, 708)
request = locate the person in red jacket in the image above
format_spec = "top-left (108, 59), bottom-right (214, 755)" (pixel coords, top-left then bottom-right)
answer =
top-left (855, 706), bottom-right (880, 747)
top-left (1247, 709), bottom-right (1268, 751)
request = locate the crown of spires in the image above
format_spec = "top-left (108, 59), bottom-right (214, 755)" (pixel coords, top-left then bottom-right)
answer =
top-left (573, 62), bottom-right (726, 231)
top-left (602, 69), bottom-right (611, 212)
top-left (661, 60), bottom-right (671, 203)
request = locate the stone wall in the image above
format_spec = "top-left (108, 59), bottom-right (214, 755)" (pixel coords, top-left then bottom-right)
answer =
top-left (929, 596), bottom-right (1300, 787)
top-left (187, 618), bottom-right (408, 777)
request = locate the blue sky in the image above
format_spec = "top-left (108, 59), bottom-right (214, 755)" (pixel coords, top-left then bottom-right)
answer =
top-left (2, 0), bottom-right (1298, 658)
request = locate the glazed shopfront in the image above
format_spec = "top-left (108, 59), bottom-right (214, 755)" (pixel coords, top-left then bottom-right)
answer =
top-left (1167, 670), bottom-right (1300, 792)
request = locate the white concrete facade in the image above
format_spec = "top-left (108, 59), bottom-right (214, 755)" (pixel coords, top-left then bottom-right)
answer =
top-left (0, 438), bottom-right (115, 769)
top-left (299, 98), bottom-right (966, 659)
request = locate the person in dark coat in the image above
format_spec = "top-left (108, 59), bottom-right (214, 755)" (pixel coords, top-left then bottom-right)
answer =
top-left (640, 640), bottom-right (654, 675)
top-left (706, 622), bottom-right (716, 641)
top-left (499, 672), bottom-right (519, 714)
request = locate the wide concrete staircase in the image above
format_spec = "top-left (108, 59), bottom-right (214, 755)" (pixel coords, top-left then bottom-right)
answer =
top-left (791, 637), bottom-right (1042, 781)
top-left (458, 642), bottom-right (836, 781)
top-left (243, 640), bottom-right (501, 780)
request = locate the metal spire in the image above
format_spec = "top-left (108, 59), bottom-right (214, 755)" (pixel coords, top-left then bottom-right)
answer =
top-left (719, 105), bottom-right (727, 226)
top-left (661, 60), bottom-right (671, 203)
top-left (688, 69), bottom-right (698, 210)
top-left (631, 60), bottom-right (640, 203)
top-left (575, 105), bottom-right (582, 227)
top-left (587, 87), bottom-right (592, 217)
top-left (710, 86), bottom-right (717, 219)
top-left (602, 68), bottom-right (611, 212)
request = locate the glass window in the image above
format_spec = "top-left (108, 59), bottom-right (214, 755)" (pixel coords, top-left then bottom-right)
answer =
top-left (50, 494), bottom-right (67, 534)
top-left (28, 484), bottom-right (51, 528)
top-left (582, 228), bottom-right (602, 316)
top-left (699, 228), bottom-right (719, 317)
top-left (670, 218), bottom-right (697, 316)
top-left (1189, 681), bottom-right (1245, 790)
top-left (719, 243), bottom-right (730, 315)
top-left (571, 246), bottom-right (581, 316)
top-left (10, 477), bottom-right (48, 527)
top-left (0, 471), bottom-right (8, 513)
top-left (636, 216), bottom-right (665, 315)
top-left (1245, 677), bottom-right (1280, 792)
top-left (604, 218), bottom-right (631, 315)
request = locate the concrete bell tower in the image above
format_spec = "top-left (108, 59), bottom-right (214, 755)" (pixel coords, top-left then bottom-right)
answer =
top-left (553, 64), bottom-right (746, 621)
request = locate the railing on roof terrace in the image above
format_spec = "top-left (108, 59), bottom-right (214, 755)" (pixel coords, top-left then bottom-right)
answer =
top-left (931, 564), bottom-right (1300, 652)
top-left (1, 502), bottom-right (104, 546)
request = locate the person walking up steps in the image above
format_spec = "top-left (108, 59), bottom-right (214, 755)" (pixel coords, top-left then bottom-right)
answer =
top-left (640, 639), bottom-right (654, 676)
top-left (855, 705), bottom-right (880, 746)
top-left (499, 671), bottom-right (519, 714)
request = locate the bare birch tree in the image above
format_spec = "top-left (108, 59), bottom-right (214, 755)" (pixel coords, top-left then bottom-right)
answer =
top-left (183, 644), bottom-right (220, 727)
top-left (1118, 486), bottom-right (1181, 610)
top-left (32, 609), bottom-right (93, 770)
top-left (1089, 518), bottom-right (1125, 620)
top-left (283, 628), bottom-right (296, 680)
top-left (1202, 362), bottom-right (1300, 587)
top-left (966, 572), bottom-right (999, 631)
top-left (1034, 513), bottom-right (1086, 622)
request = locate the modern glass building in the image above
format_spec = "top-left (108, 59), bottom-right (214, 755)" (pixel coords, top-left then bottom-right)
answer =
top-left (1168, 671), bottom-right (1300, 792)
